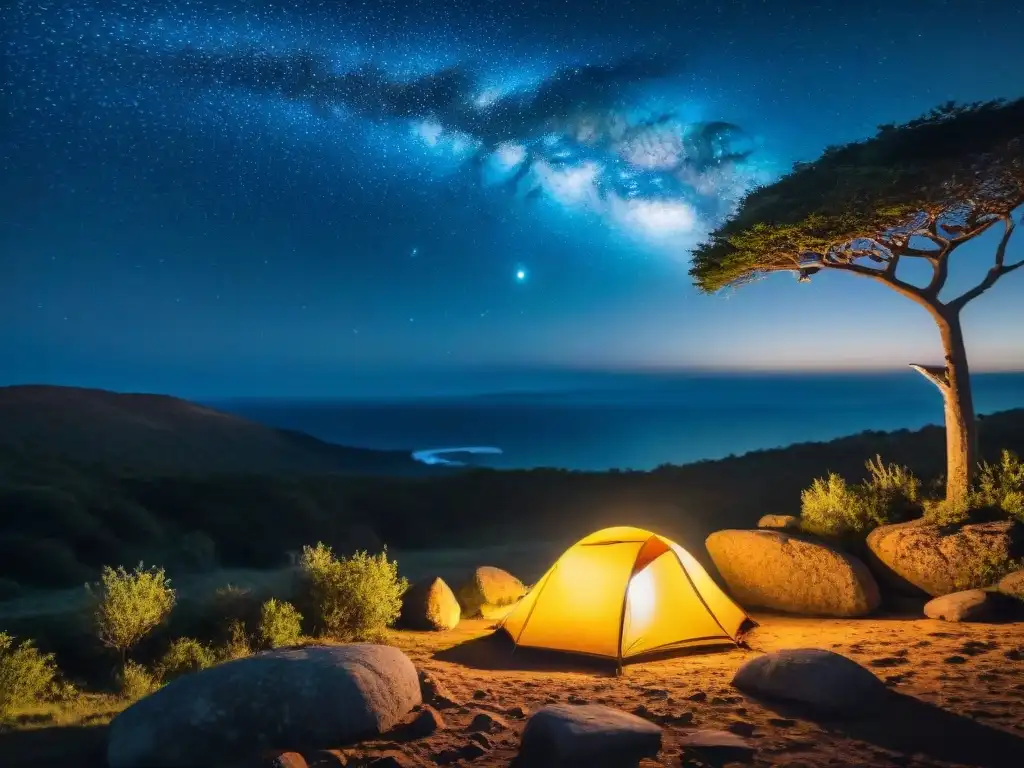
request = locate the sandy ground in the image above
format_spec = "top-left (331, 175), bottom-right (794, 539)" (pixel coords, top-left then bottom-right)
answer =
top-left (346, 614), bottom-right (1024, 768)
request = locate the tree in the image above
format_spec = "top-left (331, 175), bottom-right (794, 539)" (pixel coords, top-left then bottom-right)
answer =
top-left (690, 99), bottom-right (1024, 506)
top-left (87, 563), bottom-right (176, 662)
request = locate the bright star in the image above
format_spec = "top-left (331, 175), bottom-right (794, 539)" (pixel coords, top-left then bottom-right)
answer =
top-left (515, 268), bottom-right (527, 282)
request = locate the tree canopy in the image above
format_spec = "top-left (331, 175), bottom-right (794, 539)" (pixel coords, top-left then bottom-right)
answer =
top-left (690, 99), bottom-right (1024, 302)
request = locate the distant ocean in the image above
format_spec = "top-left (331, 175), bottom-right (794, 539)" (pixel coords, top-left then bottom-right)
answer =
top-left (211, 373), bottom-right (1024, 472)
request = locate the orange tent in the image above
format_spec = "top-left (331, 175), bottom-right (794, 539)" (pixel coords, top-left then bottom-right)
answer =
top-left (500, 526), bottom-right (751, 664)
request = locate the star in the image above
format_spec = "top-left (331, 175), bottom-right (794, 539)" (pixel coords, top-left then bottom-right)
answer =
top-left (515, 268), bottom-right (527, 283)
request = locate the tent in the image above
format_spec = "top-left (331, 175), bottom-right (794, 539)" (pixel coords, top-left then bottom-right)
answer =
top-left (500, 526), bottom-right (752, 665)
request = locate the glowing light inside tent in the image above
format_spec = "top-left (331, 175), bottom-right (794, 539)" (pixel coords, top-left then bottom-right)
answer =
top-left (626, 564), bottom-right (656, 636)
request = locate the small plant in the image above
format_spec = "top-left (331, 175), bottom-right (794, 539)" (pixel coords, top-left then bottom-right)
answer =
top-left (88, 563), bottom-right (176, 661)
top-left (800, 473), bottom-right (867, 538)
top-left (257, 599), bottom-right (302, 650)
top-left (118, 660), bottom-right (158, 700)
top-left (953, 550), bottom-right (1021, 591)
top-left (157, 637), bottom-right (216, 682)
top-left (299, 543), bottom-right (407, 642)
top-left (973, 450), bottom-right (1024, 521)
top-left (0, 632), bottom-right (59, 718)
top-left (923, 497), bottom-right (972, 527)
top-left (862, 455), bottom-right (921, 521)
top-left (217, 619), bottom-right (252, 661)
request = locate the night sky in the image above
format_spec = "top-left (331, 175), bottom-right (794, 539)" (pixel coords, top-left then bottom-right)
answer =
top-left (3, 0), bottom-right (1024, 398)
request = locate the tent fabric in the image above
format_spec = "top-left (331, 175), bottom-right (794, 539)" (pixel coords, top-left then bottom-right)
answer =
top-left (500, 526), bottom-right (750, 662)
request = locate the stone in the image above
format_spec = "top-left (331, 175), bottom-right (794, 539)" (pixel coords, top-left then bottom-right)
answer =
top-left (706, 529), bottom-right (880, 617)
top-left (924, 590), bottom-right (994, 622)
top-left (678, 730), bottom-right (754, 762)
top-left (400, 578), bottom-right (461, 631)
top-left (306, 750), bottom-right (349, 767)
top-left (866, 519), bottom-right (1023, 597)
top-left (107, 644), bottom-right (421, 768)
top-left (418, 671), bottom-right (459, 710)
top-left (516, 704), bottom-right (662, 767)
top-left (757, 514), bottom-right (801, 532)
top-left (468, 711), bottom-right (509, 733)
top-left (456, 566), bottom-right (526, 617)
top-left (263, 753), bottom-right (308, 768)
top-left (407, 705), bottom-right (446, 738)
top-left (998, 569), bottom-right (1024, 600)
top-left (434, 743), bottom-right (487, 764)
top-left (506, 705), bottom-right (529, 719)
top-left (732, 649), bottom-right (888, 714)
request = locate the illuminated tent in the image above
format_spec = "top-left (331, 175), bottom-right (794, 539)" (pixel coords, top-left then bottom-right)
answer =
top-left (500, 526), bottom-right (751, 665)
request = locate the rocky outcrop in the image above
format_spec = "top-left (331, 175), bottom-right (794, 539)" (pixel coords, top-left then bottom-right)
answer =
top-left (757, 514), bottom-right (801, 532)
top-left (866, 519), bottom-right (1023, 597)
top-left (924, 590), bottom-right (994, 622)
top-left (457, 566), bottom-right (525, 618)
top-left (706, 529), bottom-right (880, 617)
top-left (998, 568), bottom-right (1024, 600)
top-left (400, 577), bottom-right (461, 631)
top-left (516, 704), bottom-right (662, 767)
top-left (732, 648), bottom-right (888, 714)
top-left (107, 644), bottom-right (421, 768)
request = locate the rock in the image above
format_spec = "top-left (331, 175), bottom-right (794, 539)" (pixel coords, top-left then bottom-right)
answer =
top-left (924, 590), bottom-right (994, 622)
top-left (506, 705), bottom-right (529, 719)
top-left (263, 753), bottom-right (308, 768)
top-left (468, 710), bottom-right (509, 733)
top-left (686, 692), bottom-right (707, 703)
top-left (434, 743), bottom-right (487, 764)
top-left (705, 529), bottom-right (880, 617)
top-left (732, 649), bottom-right (888, 714)
top-left (400, 578), bottom-right (461, 631)
top-left (516, 704), bottom-right (662, 767)
top-left (866, 519), bottom-right (1023, 597)
top-left (757, 514), bottom-right (801, 532)
top-left (306, 750), bottom-right (349, 767)
top-left (456, 566), bottom-right (525, 617)
top-left (998, 569), bottom-right (1024, 600)
top-left (418, 671), bottom-right (459, 710)
top-left (727, 721), bottom-right (756, 737)
top-left (472, 690), bottom-right (488, 700)
top-left (107, 644), bottom-right (421, 768)
top-left (407, 705), bottom-right (446, 738)
top-left (677, 730), bottom-right (754, 762)
top-left (468, 732), bottom-right (492, 748)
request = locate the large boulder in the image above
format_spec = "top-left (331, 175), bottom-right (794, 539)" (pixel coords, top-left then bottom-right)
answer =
top-left (866, 519), bottom-right (1023, 597)
top-left (732, 649), bottom-right (888, 714)
top-left (705, 529), bottom-right (880, 617)
top-left (456, 566), bottom-right (525, 618)
top-left (757, 514), bottom-right (801, 532)
top-left (400, 577), bottom-right (461, 631)
top-left (516, 704), bottom-right (662, 767)
top-left (107, 644), bottom-right (421, 768)
top-left (998, 568), bottom-right (1024, 600)
top-left (924, 589), bottom-right (994, 622)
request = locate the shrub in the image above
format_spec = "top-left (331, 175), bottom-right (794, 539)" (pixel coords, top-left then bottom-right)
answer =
top-left (217, 620), bottom-right (251, 662)
top-left (157, 637), bottom-right (216, 682)
top-left (88, 563), bottom-right (176, 660)
top-left (861, 455), bottom-right (921, 522)
top-left (0, 632), bottom-right (59, 717)
top-left (923, 497), bottom-right (972, 527)
top-left (299, 543), bottom-right (407, 642)
top-left (953, 550), bottom-right (1021, 591)
top-left (800, 473), bottom-right (868, 538)
top-left (118, 659), bottom-right (158, 700)
top-left (257, 599), bottom-right (302, 650)
top-left (973, 450), bottom-right (1024, 521)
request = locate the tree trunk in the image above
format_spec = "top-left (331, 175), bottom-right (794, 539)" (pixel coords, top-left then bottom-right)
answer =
top-left (936, 310), bottom-right (978, 505)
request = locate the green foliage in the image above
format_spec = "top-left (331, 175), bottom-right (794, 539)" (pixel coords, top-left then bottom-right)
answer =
top-left (118, 660), bottom-right (158, 700)
top-left (973, 450), bottom-right (1024, 521)
top-left (157, 637), bottom-right (216, 682)
top-left (217, 620), bottom-right (252, 662)
top-left (953, 550), bottom-right (1020, 591)
top-left (87, 563), bottom-right (176, 658)
top-left (257, 598), bottom-right (302, 649)
top-left (801, 457), bottom-right (922, 539)
top-left (299, 543), bottom-right (407, 642)
top-left (0, 632), bottom-right (59, 718)
top-left (690, 98), bottom-right (1024, 293)
top-left (922, 497), bottom-right (972, 527)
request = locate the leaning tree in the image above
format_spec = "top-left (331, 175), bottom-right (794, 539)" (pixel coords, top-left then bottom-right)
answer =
top-left (690, 99), bottom-right (1024, 506)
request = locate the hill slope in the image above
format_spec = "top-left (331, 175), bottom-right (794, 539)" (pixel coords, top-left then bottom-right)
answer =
top-left (0, 385), bottom-right (426, 477)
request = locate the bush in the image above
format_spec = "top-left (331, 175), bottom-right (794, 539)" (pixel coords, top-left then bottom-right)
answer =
top-left (157, 637), bottom-right (216, 682)
top-left (973, 450), bottom-right (1024, 521)
top-left (217, 620), bottom-right (251, 662)
top-left (801, 457), bottom-right (921, 540)
top-left (299, 543), bottom-right (407, 642)
top-left (118, 659), bottom-right (158, 700)
top-left (0, 632), bottom-right (59, 717)
top-left (922, 497), bottom-right (972, 527)
top-left (257, 599), bottom-right (302, 650)
top-left (88, 563), bottom-right (176, 660)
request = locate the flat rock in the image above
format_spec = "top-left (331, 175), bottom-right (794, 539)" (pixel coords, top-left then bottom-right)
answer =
top-left (757, 514), bottom-right (801, 532)
top-left (678, 729), bottom-right (754, 762)
top-left (866, 519), bottom-right (1023, 597)
top-left (108, 644), bottom-right (421, 768)
top-left (706, 529), bottom-right (880, 617)
top-left (732, 649), bottom-right (888, 714)
top-left (456, 566), bottom-right (525, 618)
top-left (400, 577), bottom-right (461, 631)
top-left (924, 590), bottom-right (994, 622)
top-left (516, 704), bottom-right (662, 767)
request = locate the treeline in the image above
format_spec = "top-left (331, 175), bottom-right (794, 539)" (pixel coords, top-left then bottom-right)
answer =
top-left (2, 410), bottom-right (1022, 594)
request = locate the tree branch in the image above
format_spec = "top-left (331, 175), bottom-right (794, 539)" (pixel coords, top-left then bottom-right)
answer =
top-left (817, 258), bottom-right (935, 307)
top-left (947, 215), bottom-right (1019, 311)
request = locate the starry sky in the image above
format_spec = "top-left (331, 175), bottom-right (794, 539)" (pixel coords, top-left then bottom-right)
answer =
top-left (3, 0), bottom-right (1024, 399)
